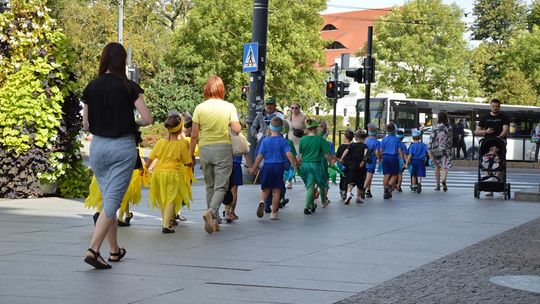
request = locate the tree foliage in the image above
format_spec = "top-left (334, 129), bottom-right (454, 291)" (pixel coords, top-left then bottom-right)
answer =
top-left (373, 0), bottom-right (479, 100)
top-left (471, 0), bottom-right (527, 43)
top-left (167, 0), bottom-right (327, 112)
top-left (48, 0), bottom-right (172, 91)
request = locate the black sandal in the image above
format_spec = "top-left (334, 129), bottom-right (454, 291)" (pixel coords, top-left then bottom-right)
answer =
top-left (108, 248), bottom-right (126, 262)
top-left (124, 212), bottom-right (134, 224)
top-left (84, 248), bottom-right (111, 269)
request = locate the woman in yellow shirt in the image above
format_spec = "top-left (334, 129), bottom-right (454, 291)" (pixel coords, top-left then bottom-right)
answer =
top-left (146, 113), bottom-right (192, 233)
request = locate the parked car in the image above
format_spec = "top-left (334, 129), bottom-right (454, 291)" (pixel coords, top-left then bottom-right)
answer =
top-left (402, 127), bottom-right (480, 159)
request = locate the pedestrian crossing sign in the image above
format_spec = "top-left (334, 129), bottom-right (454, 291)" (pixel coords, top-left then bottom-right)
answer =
top-left (242, 42), bottom-right (258, 72)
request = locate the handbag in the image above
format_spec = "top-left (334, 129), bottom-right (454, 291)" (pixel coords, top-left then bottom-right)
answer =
top-left (431, 148), bottom-right (445, 158)
top-left (292, 128), bottom-right (304, 138)
top-left (231, 132), bottom-right (250, 156)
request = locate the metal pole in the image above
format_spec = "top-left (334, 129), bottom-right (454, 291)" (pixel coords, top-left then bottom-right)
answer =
top-left (118, 0), bottom-right (123, 44)
top-left (332, 63), bottom-right (338, 145)
top-left (246, 0), bottom-right (269, 161)
top-left (364, 26), bottom-right (373, 130)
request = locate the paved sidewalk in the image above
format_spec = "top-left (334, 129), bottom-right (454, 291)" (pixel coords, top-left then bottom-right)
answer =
top-left (1, 180), bottom-right (540, 304)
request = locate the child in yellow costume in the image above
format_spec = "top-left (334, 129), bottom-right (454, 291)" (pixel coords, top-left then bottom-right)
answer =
top-left (175, 111), bottom-right (198, 222)
top-left (146, 112), bottom-right (192, 233)
top-left (85, 148), bottom-right (149, 226)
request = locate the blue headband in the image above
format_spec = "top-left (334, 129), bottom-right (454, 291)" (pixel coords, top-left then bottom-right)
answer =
top-left (270, 125), bottom-right (282, 132)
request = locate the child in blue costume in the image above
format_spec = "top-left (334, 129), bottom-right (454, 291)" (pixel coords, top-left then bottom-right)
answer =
top-left (222, 154), bottom-right (253, 223)
top-left (363, 123), bottom-right (381, 199)
top-left (379, 123), bottom-right (405, 199)
top-left (249, 117), bottom-right (297, 220)
top-left (404, 130), bottom-right (429, 193)
top-left (395, 130), bottom-right (409, 192)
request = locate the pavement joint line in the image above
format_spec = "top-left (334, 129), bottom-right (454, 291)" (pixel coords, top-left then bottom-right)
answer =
top-left (138, 261), bottom-right (253, 271)
top-left (0, 249), bottom-right (35, 257)
top-left (205, 281), bottom-right (354, 293)
top-left (126, 287), bottom-right (186, 304)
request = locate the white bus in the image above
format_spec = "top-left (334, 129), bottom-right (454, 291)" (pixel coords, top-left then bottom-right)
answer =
top-left (355, 97), bottom-right (540, 161)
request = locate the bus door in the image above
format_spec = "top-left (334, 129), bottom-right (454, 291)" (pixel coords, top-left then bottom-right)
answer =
top-left (391, 100), bottom-right (417, 132)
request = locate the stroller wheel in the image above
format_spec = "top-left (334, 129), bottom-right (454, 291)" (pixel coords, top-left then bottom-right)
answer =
top-left (474, 183), bottom-right (479, 199)
top-left (506, 183), bottom-right (511, 200)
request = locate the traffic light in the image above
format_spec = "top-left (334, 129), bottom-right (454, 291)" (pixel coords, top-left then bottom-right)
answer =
top-left (363, 57), bottom-right (376, 83)
top-left (345, 68), bottom-right (365, 83)
top-left (338, 81), bottom-right (350, 98)
top-left (326, 81), bottom-right (337, 99)
top-left (241, 85), bottom-right (249, 100)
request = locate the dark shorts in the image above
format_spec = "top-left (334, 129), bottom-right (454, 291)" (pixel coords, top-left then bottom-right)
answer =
top-left (411, 159), bottom-right (426, 177)
top-left (366, 163), bottom-right (376, 174)
top-left (260, 163), bottom-right (285, 190)
top-left (382, 154), bottom-right (399, 175)
top-left (231, 162), bottom-right (243, 186)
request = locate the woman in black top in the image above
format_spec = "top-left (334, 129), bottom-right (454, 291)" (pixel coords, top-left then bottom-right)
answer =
top-left (82, 43), bottom-right (153, 269)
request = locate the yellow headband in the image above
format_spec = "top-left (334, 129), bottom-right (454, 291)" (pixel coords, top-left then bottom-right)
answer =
top-left (168, 123), bottom-right (183, 133)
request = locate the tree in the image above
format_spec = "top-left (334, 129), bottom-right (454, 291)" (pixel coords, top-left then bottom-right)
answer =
top-left (492, 68), bottom-right (537, 105)
top-left (373, 0), bottom-right (480, 100)
top-left (471, 0), bottom-right (527, 43)
top-left (48, 0), bottom-right (174, 91)
top-left (154, 0), bottom-right (192, 30)
top-left (528, 0), bottom-right (540, 31)
top-left (166, 0), bottom-right (327, 112)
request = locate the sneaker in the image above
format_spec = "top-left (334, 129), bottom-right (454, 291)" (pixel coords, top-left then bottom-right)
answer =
top-left (162, 227), bottom-right (175, 234)
top-left (202, 209), bottom-right (214, 234)
top-left (256, 201), bottom-right (265, 218)
top-left (303, 208), bottom-right (312, 215)
top-left (356, 197), bottom-right (364, 204)
top-left (285, 181), bottom-right (293, 189)
top-left (417, 183), bottom-right (422, 193)
top-left (311, 203), bottom-right (317, 213)
top-left (344, 192), bottom-right (353, 205)
top-left (360, 191), bottom-right (366, 199)
top-left (124, 212), bottom-right (133, 224)
top-left (340, 190), bottom-right (347, 201)
top-left (322, 199), bottom-right (330, 208)
top-left (280, 198), bottom-right (289, 208)
top-left (269, 212), bottom-right (278, 220)
top-left (411, 185), bottom-right (417, 192)
top-left (117, 220), bottom-right (130, 227)
top-left (365, 190), bottom-right (373, 198)
top-left (224, 211), bottom-right (233, 223)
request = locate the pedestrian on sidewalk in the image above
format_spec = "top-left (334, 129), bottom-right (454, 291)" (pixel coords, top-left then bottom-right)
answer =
top-left (335, 129), bottom-right (354, 201)
top-left (455, 118), bottom-right (467, 159)
top-left (85, 147), bottom-right (149, 227)
top-left (363, 123), bottom-right (381, 199)
top-left (475, 98), bottom-right (510, 196)
top-left (430, 111), bottom-right (453, 191)
top-left (249, 117), bottom-right (297, 220)
top-left (190, 76), bottom-right (241, 234)
top-left (396, 129), bottom-right (408, 192)
top-left (380, 123), bottom-right (405, 199)
top-left (82, 42), bottom-right (153, 269)
top-left (176, 111), bottom-right (196, 222)
top-left (531, 121), bottom-right (540, 163)
top-left (286, 102), bottom-right (307, 162)
top-left (146, 112), bottom-right (192, 233)
top-left (338, 129), bottom-right (368, 204)
top-left (405, 131), bottom-right (429, 193)
top-left (297, 119), bottom-right (333, 214)
top-left (222, 153), bottom-right (253, 223)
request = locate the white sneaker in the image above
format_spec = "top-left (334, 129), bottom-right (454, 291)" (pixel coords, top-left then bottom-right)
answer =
top-left (269, 212), bottom-right (278, 220)
top-left (344, 192), bottom-right (353, 205)
top-left (286, 181), bottom-right (293, 189)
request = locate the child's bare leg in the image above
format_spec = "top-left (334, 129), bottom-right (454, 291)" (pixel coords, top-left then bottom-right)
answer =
top-left (364, 172), bottom-right (373, 190)
top-left (271, 188), bottom-right (280, 213)
top-left (260, 188), bottom-right (271, 202)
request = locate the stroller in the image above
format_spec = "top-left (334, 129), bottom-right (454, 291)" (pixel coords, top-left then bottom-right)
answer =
top-left (473, 137), bottom-right (511, 199)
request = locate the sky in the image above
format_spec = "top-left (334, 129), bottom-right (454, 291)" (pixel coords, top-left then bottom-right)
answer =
top-left (323, 0), bottom-right (533, 25)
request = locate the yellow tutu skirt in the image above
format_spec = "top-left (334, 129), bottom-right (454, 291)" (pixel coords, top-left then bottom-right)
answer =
top-left (149, 170), bottom-right (191, 214)
top-left (84, 169), bottom-right (148, 212)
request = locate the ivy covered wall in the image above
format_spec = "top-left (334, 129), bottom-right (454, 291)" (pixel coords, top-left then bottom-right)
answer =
top-left (0, 0), bottom-right (89, 198)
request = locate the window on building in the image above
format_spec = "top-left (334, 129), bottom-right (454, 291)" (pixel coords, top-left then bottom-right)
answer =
top-left (321, 24), bottom-right (337, 31)
top-left (327, 41), bottom-right (346, 50)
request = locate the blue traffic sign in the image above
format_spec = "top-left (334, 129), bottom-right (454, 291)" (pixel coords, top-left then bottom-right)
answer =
top-left (242, 42), bottom-right (258, 72)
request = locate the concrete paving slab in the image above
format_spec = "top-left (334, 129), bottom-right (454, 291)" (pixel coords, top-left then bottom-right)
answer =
top-left (1, 179), bottom-right (540, 304)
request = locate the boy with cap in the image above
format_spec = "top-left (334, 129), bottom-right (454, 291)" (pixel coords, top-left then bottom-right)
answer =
top-left (379, 123), bottom-right (405, 199)
top-left (404, 130), bottom-right (429, 193)
top-left (363, 123), bottom-right (381, 198)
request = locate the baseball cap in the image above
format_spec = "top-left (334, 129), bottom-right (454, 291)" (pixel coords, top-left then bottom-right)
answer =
top-left (265, 97), bottom-right (276, 104)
